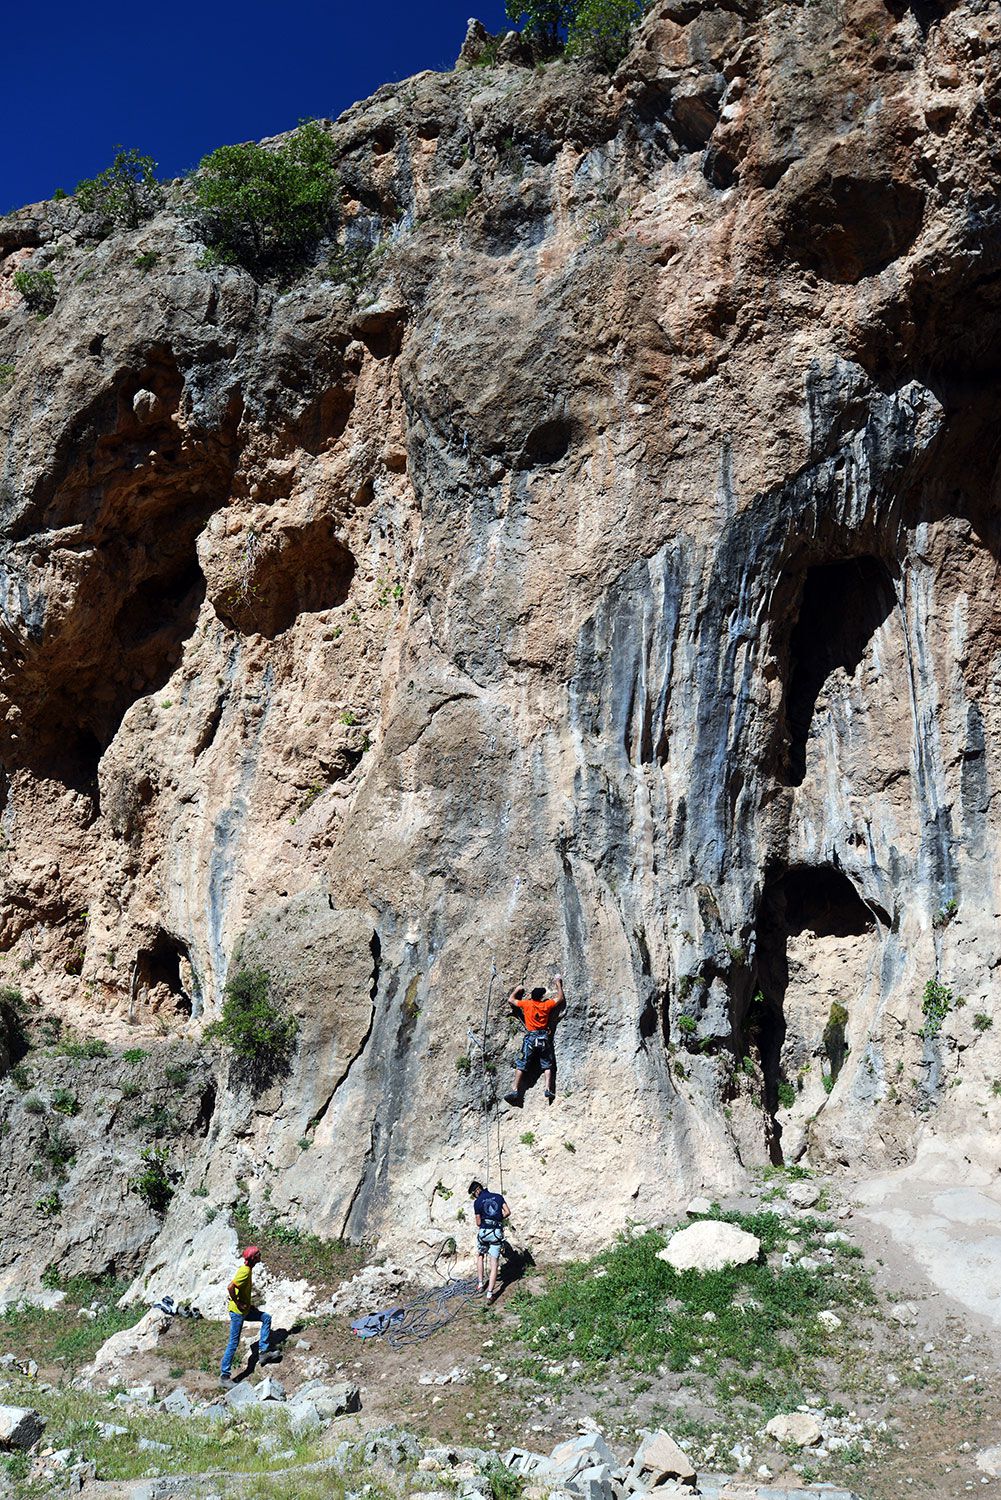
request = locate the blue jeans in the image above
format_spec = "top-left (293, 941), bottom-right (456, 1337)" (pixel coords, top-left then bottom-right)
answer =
top-left (221, 1307), bottom-right (271, 1377)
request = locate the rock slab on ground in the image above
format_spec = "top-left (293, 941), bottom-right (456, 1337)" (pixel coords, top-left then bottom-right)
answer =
top-left (657, 1222), bottom-right (761, 1275)
top-left (0, 1404), bottom-right (45, 1450)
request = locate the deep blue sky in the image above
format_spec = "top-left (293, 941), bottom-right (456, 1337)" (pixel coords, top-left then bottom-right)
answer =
top-left (5, 0), bottom-right (512, 214)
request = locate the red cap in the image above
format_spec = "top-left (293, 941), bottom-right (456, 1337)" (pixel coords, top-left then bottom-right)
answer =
top-left (242, 1245), bottom-right (260, 1261)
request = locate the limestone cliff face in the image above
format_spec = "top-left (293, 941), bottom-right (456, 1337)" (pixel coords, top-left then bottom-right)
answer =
top-left (1, 0), bottom-right (1000, 1298)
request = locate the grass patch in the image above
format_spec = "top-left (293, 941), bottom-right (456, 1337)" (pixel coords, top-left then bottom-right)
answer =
top-left (0, 1278), bottom-right (136, 1371)
top-left (232, 1202), bottom-right (357, 1283)
top-left (0, 1374), bottom-right (323, 1483)
top-left (510, 1211), bottom-right (873, 1420)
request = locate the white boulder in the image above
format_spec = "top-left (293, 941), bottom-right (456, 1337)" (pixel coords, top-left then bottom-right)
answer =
top-left (657, 1220), bottom-right (760, 1273)
top-left (765, 1412), bottom-right (822, 1447)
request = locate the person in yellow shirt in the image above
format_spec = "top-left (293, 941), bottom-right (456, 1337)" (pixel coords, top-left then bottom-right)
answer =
top-left (220, 1245), bottom-right (278, 1386)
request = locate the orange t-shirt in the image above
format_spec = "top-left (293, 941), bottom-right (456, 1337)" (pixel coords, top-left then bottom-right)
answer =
top-left (514, 996), bottom-right (560, 1032)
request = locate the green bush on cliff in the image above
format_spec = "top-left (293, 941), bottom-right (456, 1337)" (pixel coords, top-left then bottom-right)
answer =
top-left (205, 966), bottom-right (298, 1074)
top-left (13, 268), bottom-right (57, 315)
top-left (566, 0), bottom-right (643, 69)
top-left (75, 148), bottom-right (163, 230)
top-left (192, 121), bottom-right (340, 278)
top-left (506, 0), bottom-right (642, 67)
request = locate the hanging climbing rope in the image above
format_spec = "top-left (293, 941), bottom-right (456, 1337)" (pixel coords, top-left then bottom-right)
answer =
top-left (478, 960), bottom-right (505, 1197)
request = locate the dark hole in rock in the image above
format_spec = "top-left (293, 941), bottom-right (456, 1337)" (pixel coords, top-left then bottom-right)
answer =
top-left (782, 555), bottom-right (896, 787)
top-left (114, 556), bottom-right (205, 650)
top-left (215, 520), bottom-right (357, 640)
top-left (516, 417), bottom-right (572, 469)
top-left (135, 931), bottom-right (197, 1017)
top-left (753, 865), bottom-right (877, 1162)
top-left (196, 1079), bottom-right (217, 1133)
top-left (783, 174), bottom-right (925, 283)
top-left (294, 387), bottom-right (354, 456)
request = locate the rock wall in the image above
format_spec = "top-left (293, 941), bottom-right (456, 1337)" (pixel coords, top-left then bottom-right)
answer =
top-left (1, 0), bottom-right (1001, 1293)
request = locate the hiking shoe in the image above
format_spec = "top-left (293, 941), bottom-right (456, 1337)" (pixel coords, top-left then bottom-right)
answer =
top-left (544, 1089), bottom-right (556, 1101)
top-left (476, 1283), bottom-right (485, 1294)
top-left (504, 1091), bottom-right (523, 1108)
top-left (220, 1375), bottom-right (236, 1389)
top-left (259, 1352), bottom-right (282, 1365)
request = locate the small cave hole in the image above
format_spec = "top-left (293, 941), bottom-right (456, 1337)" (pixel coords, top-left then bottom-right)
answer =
top-left (134, 931), bottom-right (198, 1017)
top-left (753, 865), bottom-right (876, 1162)
top-left (781, 555), bottom-right (896, 786)
top-left (516, 418), bottom-right (572, 470)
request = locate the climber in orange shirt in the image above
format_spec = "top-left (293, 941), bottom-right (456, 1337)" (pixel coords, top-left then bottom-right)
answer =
top-left (504, 974), bottom-right (566, 1108)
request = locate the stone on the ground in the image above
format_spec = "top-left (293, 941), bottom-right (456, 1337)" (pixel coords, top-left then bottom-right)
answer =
top-left (787, 1181), bottom-right (821, 1208)
top-left (686, 1196), bottom-right (713, 1216)
top-left (82, 1308), bottom-right (170, 1382)
top-left (977, 1446), bottom-right (1001, 1476)
top-left (657, 1221), bottom-right (761, 1274)
top-left (256, 1375), bottom-right (285, 1402)
top-left (890, 1300), bottom-right (918, 1325)
top-left (161, 1387), bottom-right (192, 1417)
top-left (570, 1461), bottom-right (615, 1499)
top-left (818, 1310), bottom-right (842, 1332)
top-left (0, 1405), bottom-right (45, 1450)
top-left (224, 1381), bottom-right (259, 1410)
top-left (765, 1411), bottom-right (823, 1447)
top-left (550, 1430), bottom-right (617, 1478)
top-left (288, 1399), bottom-right (322, 1435)
top-left (630, 1428), bottom-right (696, 1484)
top-left (290, 1378), bottom-right (360, 1418)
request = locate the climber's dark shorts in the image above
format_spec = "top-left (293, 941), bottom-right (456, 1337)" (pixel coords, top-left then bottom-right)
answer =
top-left (517, 1030), bottom-right (554, 1072)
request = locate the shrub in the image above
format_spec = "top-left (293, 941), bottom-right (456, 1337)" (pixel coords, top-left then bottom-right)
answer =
top-left (192, 120), bottom-right (340, 278)
top-left (129, 1145), bottom-right (178, 1213)
top-left (13, 268), bottom-right (57, 314)
top-left (974, 1013), bottom-right (993, 1032)
top-left (122, 1048), bottom-right (147, 1064)
top-left (75, 147), bottom-right (162, 230)
top-left (823, 1002), bottom-right (849, 1081)
top-left (52, 1088), bottom-right (79, 1117)
top-left (134, 251), bottom-right (159, 272)
top-left (163, 1063), bottom-right (190, 1086)
top-left (677, 1015), bottom-right (697, 1036)
top-left (35, 1191), bottom-right (60, 1219)
top-left (922, 978), bottom-right (954, 1038)
top-left (204, 966), bottom-right (298, 1075)
top-left (9, 1064), bottom-right (30, 1090)
top-left (455, 1054), bottom-right (472, 1075)
top-left (58, 1036), bottom-right (109, 1060)
top-left (0, 363), bottom-right (14, 387)
top-left (566, 0), bottom-right (643, 70)
top-left (23, 1094), bottom-right (45, 1115)
top-left (505, 0), bottom-right (573, 55)
top-left (776, 1080), bottom-right (796, 1109)
top-left (41, 1124), bottom-right (75, 1178)
top-left (485, 1462), bottom-right (525, 1500)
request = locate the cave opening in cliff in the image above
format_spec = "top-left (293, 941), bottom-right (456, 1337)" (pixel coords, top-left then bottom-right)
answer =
top-left (753, 865), bottom-right (876, 1163)
top-left (134, 931), bottom-right (197, 1018)
top-left (782, 555), bottom-right (896, 786)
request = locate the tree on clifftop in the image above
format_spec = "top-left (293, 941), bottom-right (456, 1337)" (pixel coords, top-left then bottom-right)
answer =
top-left (192, 120), bottom-right (340, 280)
top-left (506, 0), bottom-right (643, 67)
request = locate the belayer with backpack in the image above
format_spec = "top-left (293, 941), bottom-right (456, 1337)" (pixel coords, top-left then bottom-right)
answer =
top-left (504, 974), bottom-right (566, 1108)
top-left (468, 1179), bottom-right (511, 1302)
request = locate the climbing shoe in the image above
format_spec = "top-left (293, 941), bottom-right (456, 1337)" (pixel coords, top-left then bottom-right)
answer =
top-left (504, 1091), bottom-right (523, 1108)
top-left (544, 1089), bottom-right (556, 1101)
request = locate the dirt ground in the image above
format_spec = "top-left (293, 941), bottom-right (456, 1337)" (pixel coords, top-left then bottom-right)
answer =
top-left (9, 1170), bottom-right (1001, 1500)
top-left (115, 1173), bottom-right (1001, 1500)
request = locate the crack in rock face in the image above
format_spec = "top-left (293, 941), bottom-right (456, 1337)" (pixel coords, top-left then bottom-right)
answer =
top-left (0, 0), bottom-right (1000, 1293)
